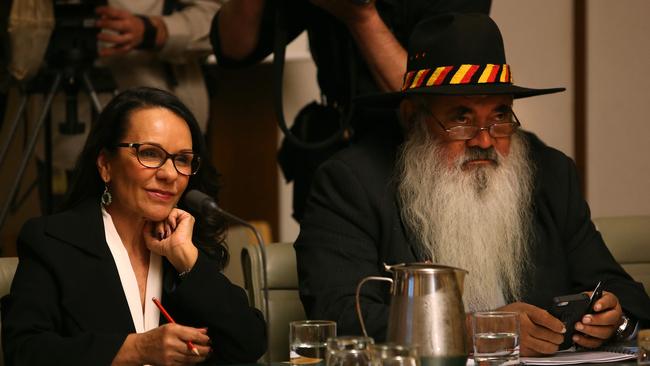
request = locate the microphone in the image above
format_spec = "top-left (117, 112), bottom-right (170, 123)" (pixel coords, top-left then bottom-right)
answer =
top-left (184, 190), bottom-right (272, 364)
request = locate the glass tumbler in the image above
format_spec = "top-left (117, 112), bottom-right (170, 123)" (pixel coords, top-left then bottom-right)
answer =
top-left (327, 336), bottom-right (375, 366)
top-left (369, 343), bottom-right (419, 366)
top-left (290, 320), bottom-right (337, 363)
top-left (472, 311), bottom-right (520, 366)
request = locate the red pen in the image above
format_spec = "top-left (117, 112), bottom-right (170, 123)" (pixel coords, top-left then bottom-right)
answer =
top-left (152, 297), bottom-right (200, 356)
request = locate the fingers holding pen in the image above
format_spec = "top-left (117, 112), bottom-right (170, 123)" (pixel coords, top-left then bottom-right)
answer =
top-left (133, 323), bottom-right (210, 365)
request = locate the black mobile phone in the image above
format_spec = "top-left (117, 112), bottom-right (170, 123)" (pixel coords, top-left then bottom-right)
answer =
top-left (550, 281), bottom-right (603, 350)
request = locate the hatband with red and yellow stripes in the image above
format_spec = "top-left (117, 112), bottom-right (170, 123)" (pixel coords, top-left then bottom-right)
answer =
top-left (402, 64), bottom-right (512, 91)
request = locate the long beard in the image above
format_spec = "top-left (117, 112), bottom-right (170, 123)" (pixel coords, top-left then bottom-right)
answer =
top-left (397, 121), bottom-right (534, 312)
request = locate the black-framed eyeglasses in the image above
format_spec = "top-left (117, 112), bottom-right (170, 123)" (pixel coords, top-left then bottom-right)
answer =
top-left (116, 142), bottom-right (201, 176)
top-left (426, 108), bottom-right (521, 141)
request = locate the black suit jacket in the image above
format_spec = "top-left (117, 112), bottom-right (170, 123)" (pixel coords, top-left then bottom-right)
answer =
top-left (295, 122), bottom-right (650, 340)
top-left (2, 199), bottom-right (266, 365)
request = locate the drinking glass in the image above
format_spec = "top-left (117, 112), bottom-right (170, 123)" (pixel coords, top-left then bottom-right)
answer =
top-left (369, 343), bottom-right (419, 366)
top-left (639, 329), bottom-right (650, 365)
top-left (327, 336), bottom-right (375, 366)
top-left (472, 311), bottom-right (520, 366)
top-left (290, 320), bottom-right (337, 363)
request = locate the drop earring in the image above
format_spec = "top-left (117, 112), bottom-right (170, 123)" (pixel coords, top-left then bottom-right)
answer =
top-left (101, 183), bottom-right (112, 207)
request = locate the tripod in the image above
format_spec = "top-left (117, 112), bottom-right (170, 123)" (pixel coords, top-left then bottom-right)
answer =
top-left (0, 66), bottom-right (113, 231)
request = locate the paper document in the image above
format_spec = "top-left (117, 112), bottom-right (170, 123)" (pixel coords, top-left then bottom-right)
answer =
top-left (520, 346), bottom-right (637, 365)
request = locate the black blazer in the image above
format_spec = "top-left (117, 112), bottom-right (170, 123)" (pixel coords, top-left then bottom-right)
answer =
top-left (295, 122), bottom-right (650, 340)
top-left (2, 199), bottom-right (266, 365)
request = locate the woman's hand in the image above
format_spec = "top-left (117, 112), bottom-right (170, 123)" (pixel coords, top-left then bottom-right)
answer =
top-left (143, 208), bottom-right (198, 273)
top-left (113, 323), bottom-right (210, 365)
top-left (573, 291), bottom-right (623, 348)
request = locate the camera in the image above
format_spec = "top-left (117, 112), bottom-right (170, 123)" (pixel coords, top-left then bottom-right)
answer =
top-left (46, 0), bottom-right (107, 69)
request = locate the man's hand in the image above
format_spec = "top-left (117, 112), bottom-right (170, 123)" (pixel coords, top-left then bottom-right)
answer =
top-left (96, 6), bottom-right (168, 56)
top-left (497, 302), bottom-right (566, 356)
top-left (96, 6), bottom-right (146, 56)
top-left (573, 291), bottom-right (623, 348)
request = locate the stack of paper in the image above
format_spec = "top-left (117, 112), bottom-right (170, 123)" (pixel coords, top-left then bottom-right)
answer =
top-left (521, 349), bottom-right (636, 365)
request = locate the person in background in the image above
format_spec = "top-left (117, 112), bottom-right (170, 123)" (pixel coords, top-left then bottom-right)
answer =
top-left (35, 0), bottom-right (221, 210)
top-left (294, 13), bottom-right (650, 355)
top-left (210, 0), bottom-right (491, 221)
top-left (2, 87), bottom-right (266, 365)
top-left (96, 0), bottom-right (220, 130)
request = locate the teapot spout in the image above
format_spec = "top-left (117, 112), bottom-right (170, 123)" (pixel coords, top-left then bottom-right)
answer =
top-left (383, 263), bottom-right (405, 272)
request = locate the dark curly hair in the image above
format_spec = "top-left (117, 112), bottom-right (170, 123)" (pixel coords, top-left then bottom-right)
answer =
top-left (62, 87), bottom-right (229, 269)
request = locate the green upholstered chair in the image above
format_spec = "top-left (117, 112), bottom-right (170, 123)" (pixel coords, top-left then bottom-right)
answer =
top-left (0, 257), bottom-right (19, 366)
top-left (223, 222), bottom-right (273, 289)
top-left (594, 215), bottom-right (650, 291)
top-left (242, 242), bottom-right (306, 362)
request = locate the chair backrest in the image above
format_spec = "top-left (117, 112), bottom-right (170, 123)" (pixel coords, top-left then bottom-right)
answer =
top-left (222, 221), bottom-right (273, 289)
top-left (0, 257), bottom-right (19, 366)
top-left (594, 216), bottom-right (650, 291)
top-left (242, 242), bottom-right (306, 362)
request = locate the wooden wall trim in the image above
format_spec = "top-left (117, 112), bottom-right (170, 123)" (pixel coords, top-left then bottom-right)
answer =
top-left (573, 0), bottom-right (587, 194)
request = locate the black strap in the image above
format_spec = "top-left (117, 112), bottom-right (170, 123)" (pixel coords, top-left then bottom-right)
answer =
top-left (136, 15), bottom-right (157, 50)
top-left (163, 0), bottom-right (183, 15)
top-left (273, 0), bottom-right (354, 150)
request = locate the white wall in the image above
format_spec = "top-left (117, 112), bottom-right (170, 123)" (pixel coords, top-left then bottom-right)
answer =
top-left (491, 0), bottom-right (574, 157)
top-left (586, 0), bottom-right (650, 216)
top-left (277, 34), bottom-right (318, 242)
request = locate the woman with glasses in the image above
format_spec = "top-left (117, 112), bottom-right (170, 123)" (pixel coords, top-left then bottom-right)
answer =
top-left (2, 87), bottom-right (267, 365)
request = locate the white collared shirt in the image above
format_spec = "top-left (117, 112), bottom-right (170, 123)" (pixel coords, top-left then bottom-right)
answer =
top-left (102, 207), bottom-right (162, 333)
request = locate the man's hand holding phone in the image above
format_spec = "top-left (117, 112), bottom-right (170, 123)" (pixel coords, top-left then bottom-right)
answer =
top-left (551, 282), bottom-right (624, 349)
top-left (572, 289), bottom-right (623, 348)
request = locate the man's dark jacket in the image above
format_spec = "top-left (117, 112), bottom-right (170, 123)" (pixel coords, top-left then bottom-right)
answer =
top-left (295, 121), bottom-right (650, 341)
top-left (2, 199), bottom-right (267, 365)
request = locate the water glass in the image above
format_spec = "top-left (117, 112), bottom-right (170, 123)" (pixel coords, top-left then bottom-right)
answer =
top-left (639, 329), bottom-right (650, 365)
top-left (290, 320), bottom-right (337, 363)
top-left (472, 311), bottom-right (520, 366)
top-left (327, 336), bottom-right (375, 366)
top-left (369, 343), bottom-right (419, 366)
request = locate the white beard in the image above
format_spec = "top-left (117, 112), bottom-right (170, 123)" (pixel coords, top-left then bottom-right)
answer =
top-left (397, 120), bottom-right (534, 312)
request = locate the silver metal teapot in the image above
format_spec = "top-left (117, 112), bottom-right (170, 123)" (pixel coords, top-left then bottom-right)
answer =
top-left (355, 263), bottom-right (468, 366)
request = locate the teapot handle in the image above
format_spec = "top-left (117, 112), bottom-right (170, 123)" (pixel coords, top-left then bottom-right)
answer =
top-left (355, 276), bottom-right (394, 337)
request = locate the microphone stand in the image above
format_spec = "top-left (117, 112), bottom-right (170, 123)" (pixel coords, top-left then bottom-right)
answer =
top-left (214, 207), bottom-right (272, 365)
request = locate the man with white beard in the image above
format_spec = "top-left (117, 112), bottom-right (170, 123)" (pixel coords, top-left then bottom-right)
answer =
top-left (398, 95), bottom-right (535, 313)
top-left (295, 13), bottom-right (650, 357)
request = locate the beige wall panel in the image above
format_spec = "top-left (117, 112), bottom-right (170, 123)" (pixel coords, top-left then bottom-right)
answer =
top-left (492, 0), bottom-right (574, 157)
top-left (587, 0), bottom-right (650, 217)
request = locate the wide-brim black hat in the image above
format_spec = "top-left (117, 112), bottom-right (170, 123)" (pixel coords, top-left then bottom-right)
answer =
top-left (356, 13), bottom-right (565, 107)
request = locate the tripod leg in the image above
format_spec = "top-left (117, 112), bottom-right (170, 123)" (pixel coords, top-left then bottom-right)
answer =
top-left (82, 71), bottom-right (103, 113)
top-left (0, 93), bottom-right (28, 166)
top-left (44, 103), bottom-right (53, 214)
top-left (0, 73), bottom-right (62, 230)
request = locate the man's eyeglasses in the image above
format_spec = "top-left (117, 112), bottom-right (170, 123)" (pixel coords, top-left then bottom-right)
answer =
top-left (116, 143), bottom-right (201, 176)
top-left (426, 108), bottom-right (521, 141)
